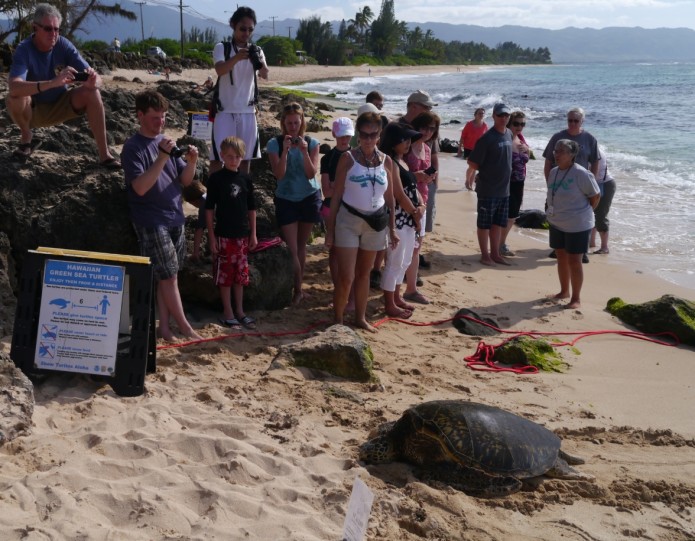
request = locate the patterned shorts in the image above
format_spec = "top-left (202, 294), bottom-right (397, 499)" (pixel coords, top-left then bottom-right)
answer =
top-left (133, 225), bottom-right (186, 281)
top-left (213, 236), bottom-right (250, 287)
top-left (476, 196), bottom-right (509, 229)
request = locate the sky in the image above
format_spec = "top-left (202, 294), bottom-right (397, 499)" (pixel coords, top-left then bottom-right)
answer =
top-left (182, 0), bottom-right (695, 31)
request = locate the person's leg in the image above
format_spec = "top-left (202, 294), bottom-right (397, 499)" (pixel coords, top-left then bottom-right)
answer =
top-left (5, 94), bottom-right (33, 146)
top-left (477, 228), bottom-right (493, 265)
top-left (232, 283), bottom-right (245, 317)
top-left (353, 249), bottom-right (378, 332)
top-left (381, 228), bottom-right (412, 317)
top-left (333, 246), bottom-right (358, 324)
top-left (553, 249), bottom-right (571, 301)
top-left (280, 222), bottom-right (302, 303)
top-left (295, 221), bottom-right (315, 301)
top-left (69, 86), bottom-right (116, 162)
top-left (219, 285), bottom-right (234, 320)
top-left (500, 218), bottom-right (515, 252)
top-left (490, 224), bottom-right (509, 264)
top-left (566, 253), bottom-right (584, 308)
top-left (158, 276), bottom-right (202, 340)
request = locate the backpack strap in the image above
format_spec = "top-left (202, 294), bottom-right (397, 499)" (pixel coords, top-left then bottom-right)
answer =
top-left (213, 42), bottom-right (234, 114)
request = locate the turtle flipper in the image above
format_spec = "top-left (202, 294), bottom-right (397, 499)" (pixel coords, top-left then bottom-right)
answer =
top-left (558, 449), bottom-right (585, 465)
top-left (546, 456), bottom-right (595, 481)
top-left (421, 464), bottom-right (523, 498)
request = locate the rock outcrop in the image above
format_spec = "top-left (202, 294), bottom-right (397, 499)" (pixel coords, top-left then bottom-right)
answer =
top-left (0, 352), bottom-right (34, 445)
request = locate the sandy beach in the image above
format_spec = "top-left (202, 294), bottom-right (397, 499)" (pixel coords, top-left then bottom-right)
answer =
top-left (1, 66), bottom-right (694, 540)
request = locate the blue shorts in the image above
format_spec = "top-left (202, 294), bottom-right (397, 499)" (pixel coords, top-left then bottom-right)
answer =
top-left (476, 196), bottom-right (509, 229)
top-left (549, 226), bottom-right (591, 254)
top-left (133, 225), bottom-right (186, 280)
top-left (275, 191), bottom-right (322, 227)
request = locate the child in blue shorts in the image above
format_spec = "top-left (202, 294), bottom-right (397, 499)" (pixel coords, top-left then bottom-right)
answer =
top-left (205, 136), bottom-right (258, 329)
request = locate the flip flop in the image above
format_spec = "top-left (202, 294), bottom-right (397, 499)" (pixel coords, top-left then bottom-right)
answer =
top-left (218, 317), bottom-right (242, 330)
top-left (12, 139), bottom-right (42, 160)
top-left (239, 315), bottom-right (256, 329)
top-left (100, 157), bottom-right (122, 170)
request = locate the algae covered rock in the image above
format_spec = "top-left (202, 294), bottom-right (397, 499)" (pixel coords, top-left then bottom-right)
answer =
top-left (606, 295), bottom-right (695, 347)
top-left (270, 325), bottom-right (378, 382)
top-left (493, 336), bottom-right (568, 372)
top-left (452, 308), bottom-right (499, 336)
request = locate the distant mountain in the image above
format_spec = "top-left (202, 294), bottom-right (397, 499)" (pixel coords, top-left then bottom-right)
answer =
top-left (4, 1), bottom-right (694, 63)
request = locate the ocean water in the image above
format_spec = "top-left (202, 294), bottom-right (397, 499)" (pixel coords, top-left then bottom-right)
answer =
top-left (293, 63), bottom-right (695, 291)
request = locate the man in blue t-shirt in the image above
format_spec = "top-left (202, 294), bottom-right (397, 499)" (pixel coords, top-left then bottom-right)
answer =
top-left (466, 103), bottom-right (513, 266)
top-left (7, 3), bottom-right (120, 168)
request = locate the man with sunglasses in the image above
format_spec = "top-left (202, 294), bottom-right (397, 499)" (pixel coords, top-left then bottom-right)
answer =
top-left (209, 6), bottom-right (269, 175)
top-left (542, 107), bottom-right (599, 262)
top-left (7, 3), bottom-right (120, 168)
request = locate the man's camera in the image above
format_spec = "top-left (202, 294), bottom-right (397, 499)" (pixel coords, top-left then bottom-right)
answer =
top-left (73, 71), bottom-right (89, 82)
top-left (247, 44), bottom-right (264, 71)
top-left (171, 145), bottom-right (190, 158)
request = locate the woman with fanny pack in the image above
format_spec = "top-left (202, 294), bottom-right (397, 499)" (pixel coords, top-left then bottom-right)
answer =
top-left (326, 111), bottom-right (399, 332)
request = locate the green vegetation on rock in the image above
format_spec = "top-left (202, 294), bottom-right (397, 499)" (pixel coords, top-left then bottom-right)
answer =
top-left (493, 337), bottom-right (568, 373)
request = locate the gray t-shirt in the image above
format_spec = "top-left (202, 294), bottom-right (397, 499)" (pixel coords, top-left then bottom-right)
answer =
top-left (543, 129), bottom-right (599, 170)
top-left (468, 127), bottom-right (513, 197)
top-left (546, 163), bottom-right (600, 232)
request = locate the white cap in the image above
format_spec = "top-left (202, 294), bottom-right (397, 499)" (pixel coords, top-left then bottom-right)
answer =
top-left (357, 103), bottom-right (379, 116)
top-left (332, 117), bottom-right (355, 137)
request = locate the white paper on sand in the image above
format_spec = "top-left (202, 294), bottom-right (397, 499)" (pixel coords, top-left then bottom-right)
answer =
top-left (342, 476), bottom-right (374, 541)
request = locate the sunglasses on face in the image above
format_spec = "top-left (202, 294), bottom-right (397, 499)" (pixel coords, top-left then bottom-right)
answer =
top-left (37, 24), bottom-right (60, 33)
top-left (237, 26), bottom-right (254, 32)
top-left (567, 118), bottom-right (581, 123)
top-left (512, 121), bottom-right (526, 127)
top-left (359, 130), bottom-right (380, 140)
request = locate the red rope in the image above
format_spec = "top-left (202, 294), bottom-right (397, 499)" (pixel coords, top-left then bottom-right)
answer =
top-left (156, 312), bottom-right (680, 376)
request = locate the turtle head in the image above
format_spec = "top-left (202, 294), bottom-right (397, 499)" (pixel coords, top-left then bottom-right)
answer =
top-left (359, 435), bottom-right (397, 464)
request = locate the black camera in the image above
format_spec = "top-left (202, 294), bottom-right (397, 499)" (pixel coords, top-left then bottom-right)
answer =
top-left (291, 137), bottom-right (302, 145)
top-left (73, 71), bottom-right (89, 82)
top-left (171, 145), bottom-right (190, 158)
top-left (424, 165), bottom-right (437, 175)
top-left (247, 44), bottom-right (264, 71)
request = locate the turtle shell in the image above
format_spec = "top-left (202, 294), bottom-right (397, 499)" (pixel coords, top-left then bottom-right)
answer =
top-left (393, 400), bottom-right (561, 478)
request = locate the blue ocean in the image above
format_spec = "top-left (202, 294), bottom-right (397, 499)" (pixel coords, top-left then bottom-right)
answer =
top-left (294, 63), bottom-right (695, 291)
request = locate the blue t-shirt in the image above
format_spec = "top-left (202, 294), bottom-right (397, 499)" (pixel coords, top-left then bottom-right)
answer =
top-left (122, 132), bottom-right (187, 228)
top-left (10, 35), bottom-right (89, 104)
top-left (266, 136), bottom-right (320, 202)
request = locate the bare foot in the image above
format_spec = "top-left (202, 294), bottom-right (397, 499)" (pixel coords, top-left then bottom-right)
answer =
top-left (354, 319), bottom-right (378, 333)
top-left (566, 299), bottom-right (581, 309)
top-left (480, 257), bottom-right (495, 266)
top-left (550, 292), bottom-right (570, 302)
top-left (491, 257), bottom-right (511, 266)
top-left (395, 300), bottom-right (415, 311)
top-left (385, 307), bottom-right (413, 319)
top-left (158, 328), bottom-right (178, 342)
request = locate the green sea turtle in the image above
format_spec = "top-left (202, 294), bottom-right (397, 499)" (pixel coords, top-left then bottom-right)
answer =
top-left (359, 400), bottom-right (593, 497)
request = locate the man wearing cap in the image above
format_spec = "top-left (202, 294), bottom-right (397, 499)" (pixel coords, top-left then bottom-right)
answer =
top-left (466, 103), bottom-right (513, 266)
top-left (399, 89), bottom-right (440, 268)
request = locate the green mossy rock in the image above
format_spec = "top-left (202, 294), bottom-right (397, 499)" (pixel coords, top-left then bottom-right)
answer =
top-left (606, 295), bottom-right (695, 347)
top-left (493, 336), bottom-right (568, 372)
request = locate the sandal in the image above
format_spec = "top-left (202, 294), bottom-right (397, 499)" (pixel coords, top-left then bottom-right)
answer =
top-left (100, 157), bottom-right (122, 170)
top-left (218, 317), bottom-right (242, 330)
top-left (239, 315), bottom-right (256, 329)
top-left (12, 139), bottom-right (42, 160)
top-left (592, 248), bottom-right (610, 255)
top-left (403, 291), bottom-right (430, 305)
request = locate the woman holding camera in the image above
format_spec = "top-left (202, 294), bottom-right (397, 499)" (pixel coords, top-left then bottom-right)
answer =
top-left (209, 6), bottom-right (269, 175)
top-left (267, 102), bottom-right (321, 305)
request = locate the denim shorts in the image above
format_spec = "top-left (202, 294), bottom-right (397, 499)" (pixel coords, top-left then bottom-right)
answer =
top-left (476, 196), bottom-right (509, 229)
top-left (275, 191), bottom-right (322, 227)
top-left (549, 226), bottom-right (591, 254)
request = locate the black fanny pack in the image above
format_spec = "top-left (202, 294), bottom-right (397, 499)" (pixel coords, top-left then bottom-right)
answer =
top-left (342, 201), bottom-right (389, 231)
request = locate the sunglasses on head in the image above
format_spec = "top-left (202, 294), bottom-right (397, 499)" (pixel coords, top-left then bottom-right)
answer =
top-left (37, 24), bottom-right (60, 33)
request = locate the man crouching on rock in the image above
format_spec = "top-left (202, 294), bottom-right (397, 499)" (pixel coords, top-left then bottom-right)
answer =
top-left (122, 90), bottom-right (203, 342)
top-left (6, 3), bottom-right (121, 168)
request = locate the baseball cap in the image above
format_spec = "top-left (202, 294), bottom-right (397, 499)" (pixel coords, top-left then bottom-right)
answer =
top-left (357, 103), bottom-right (379, 116)
top-left (407, 90), bottom-right (437, 107)
top-left (332, 117), bottom-right (355, 137)
top-left (383, 122), bottom-right (422, 146)
top-left (493, 103), bottom-right (511, 115)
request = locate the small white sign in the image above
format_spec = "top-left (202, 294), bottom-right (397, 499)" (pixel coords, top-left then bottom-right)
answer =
top-left (188, 112), bottom-right (213, 141)
top-left (342, 476), bottom-right (374, 541)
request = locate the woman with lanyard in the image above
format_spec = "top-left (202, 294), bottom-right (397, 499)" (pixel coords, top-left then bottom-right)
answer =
top-left (267, 102), bottom-right (321, 305)
top-left (326, 111), bottom-right (399, 332)
top-left (546, 139), bottom-right (600, 309)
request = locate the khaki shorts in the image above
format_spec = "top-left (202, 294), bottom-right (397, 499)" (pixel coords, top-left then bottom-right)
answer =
top-left (334, 205), bottom-right (388, 251)
top-left (31, 89), bottom-right (83, 128)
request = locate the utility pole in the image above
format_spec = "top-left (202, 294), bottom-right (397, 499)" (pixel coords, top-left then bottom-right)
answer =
top-left (179, 0), bottom-right (186, 58)
top-left (135, 2), bottom-right (145, 43)
top-left (269, 16), bottom-right (277, 36)
top-left (287, 26), bottom-right (292, 39)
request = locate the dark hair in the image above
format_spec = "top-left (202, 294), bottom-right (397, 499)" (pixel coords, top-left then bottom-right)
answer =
top-left (410, 111), bottom-right (440, 142)
top-left (507, 110), bottom-right (525, 128)
top-left (379, 122), bottom-right (421, 158)
top-left (230, 6), bottom-right (257, 27)
top-left (355, 111), bottom-right (381, 132)
top-left (366, 91), bottom-right (384, 104)
top-left (135, 90), bottom-right (168, 114)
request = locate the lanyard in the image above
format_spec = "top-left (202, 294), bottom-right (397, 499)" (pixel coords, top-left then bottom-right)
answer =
top-left (550, 165), bottom-right (572, 208)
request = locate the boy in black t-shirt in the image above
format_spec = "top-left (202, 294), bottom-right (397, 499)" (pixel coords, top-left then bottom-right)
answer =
top-left (205, 136), bottom-right (258, 329)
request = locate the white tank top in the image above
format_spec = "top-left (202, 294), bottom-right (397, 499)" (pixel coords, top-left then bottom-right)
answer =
top-left (342, 151), bottom-right (388, 212)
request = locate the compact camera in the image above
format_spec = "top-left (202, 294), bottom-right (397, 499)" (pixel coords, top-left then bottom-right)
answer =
top-left (291, 137), bottom-right (302, 145)
top-left (73, 71), bottom-right (89, 82)
top-left (247, 44), bottom-right (264, 71)
top-left (171, 145), bottom-right (190, 158)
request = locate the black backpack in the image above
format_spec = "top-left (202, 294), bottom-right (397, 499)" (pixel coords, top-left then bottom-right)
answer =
top-left (208, 42), bottom-right (260, 120)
